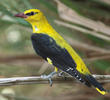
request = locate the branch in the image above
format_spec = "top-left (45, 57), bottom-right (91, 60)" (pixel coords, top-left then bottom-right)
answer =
top-left (54, 0), bottom-right (110, 37)
top-left (65, 37), bottom-right (110, 54)
top-left (0, 54), bottom-right (45, 67)
top-left (0, 75), bottom-right (109, 86)
top-left (86, 55), bottom-right (110, 61)
top-left (100, 0), bottom-right (110, 5)
top-left (55, 20), bottom-right (110, 41)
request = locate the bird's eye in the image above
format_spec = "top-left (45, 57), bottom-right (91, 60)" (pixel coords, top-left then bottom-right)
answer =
top-left (26, 12), bottom-right (38, 16)
top-left (30, 12), bottom-right (34, 15)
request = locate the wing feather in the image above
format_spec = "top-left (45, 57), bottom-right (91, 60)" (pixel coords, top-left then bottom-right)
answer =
top-left (31, 33), bottom-right (76, 68)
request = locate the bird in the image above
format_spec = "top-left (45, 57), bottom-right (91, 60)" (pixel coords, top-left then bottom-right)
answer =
top-left (14, 9), bottom-right (107, 95)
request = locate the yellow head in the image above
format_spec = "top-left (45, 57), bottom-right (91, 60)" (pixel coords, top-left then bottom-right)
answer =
top-left (15, 9), bottom-right (44, 23)
top-left (15, 9), bottom-right (55, 33)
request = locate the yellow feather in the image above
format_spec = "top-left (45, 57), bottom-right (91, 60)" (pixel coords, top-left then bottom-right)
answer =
top-left (47, 58), bottom-right (52, 65)
top-left (55, 67), bottom-right (58, 72)
top-left (47, 58), bottom-right (58, 72)
top-left (96, 88), bottom-right (107, 95)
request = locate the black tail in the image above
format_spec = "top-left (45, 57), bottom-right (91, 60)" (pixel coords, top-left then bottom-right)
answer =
top-left (64, 68), bottom-right (107, 95)
top-left (85, 75), bottom-right (107, 95)
top-left (58, 65), bottom-right (107, 95)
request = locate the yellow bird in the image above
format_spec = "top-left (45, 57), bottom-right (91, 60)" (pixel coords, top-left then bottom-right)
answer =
top-left (15, 9), bottom-right (107, 95)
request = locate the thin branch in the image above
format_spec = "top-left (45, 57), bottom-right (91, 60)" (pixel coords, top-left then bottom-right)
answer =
top-left (66, 37), bottom-right (110, 54)
top-left (55, 20), bottom-right (110, 41)
top-left (0, 75), bottom-right (109, 86)
top-left (100, 0), bottom-right (110, 5)
top-left (54, 0), bottom-right (110, 36)
top-left (87, 55), bottom-right (110, 61)
top-left (0, 76), bottom-right (73, 86)
top-left (93, 74), bottom-right (110, 79)
top-left (87, 52), bottom-right (110, 57)
top-left (0, 54), bottom-right (44, 67)
top-left (0, 54), bottom-right (40, 62)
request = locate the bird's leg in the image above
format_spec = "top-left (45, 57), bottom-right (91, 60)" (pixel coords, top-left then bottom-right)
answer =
top-left (41, 58), bottom-right (58, 86)
top-left (41, 67), bottom-right (58, 86)
top-left (41, 71), bottom-right (57, 86)
top-left (41, 67), bottom-right (66, 86)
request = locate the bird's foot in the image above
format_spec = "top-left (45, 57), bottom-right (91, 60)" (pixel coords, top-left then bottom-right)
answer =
top-left (58, 71), bottom-right (67, 80)
top-left (41, 71), bottom-right (57, 86)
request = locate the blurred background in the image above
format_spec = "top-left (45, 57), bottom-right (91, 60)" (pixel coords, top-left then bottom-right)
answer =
top-left (0, 0), bottom-right (110, 100)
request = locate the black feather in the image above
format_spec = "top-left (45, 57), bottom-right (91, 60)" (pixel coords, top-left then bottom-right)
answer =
top-left (86, 75), bottom-right (105, 91)
top-left (31, 33), bottom-right (76, 67)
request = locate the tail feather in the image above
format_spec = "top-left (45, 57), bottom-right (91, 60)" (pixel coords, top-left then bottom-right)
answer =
top-left (96, 88), bottom-right (107, 95)
top-left (86, 75), bottom-right (107, 95)
top-left (59, 66), bottom-right (107, 95)
top-left (67, 70), bottom-right (107, 95)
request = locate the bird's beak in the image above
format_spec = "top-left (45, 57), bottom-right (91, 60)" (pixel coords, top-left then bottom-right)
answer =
top-left (14, 13), bottom-right (27, 18)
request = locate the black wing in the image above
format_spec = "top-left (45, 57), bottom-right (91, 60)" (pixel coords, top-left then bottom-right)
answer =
top-left (31, 33), bottom-right (76, 67)
top-left (31, 33), bottom-right (88, 84)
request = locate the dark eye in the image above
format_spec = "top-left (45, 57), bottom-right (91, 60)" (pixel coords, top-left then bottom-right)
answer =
top-left (30, 12), bottom-right (34, 15)
top-left (26, 12), bottom-right (38, 16)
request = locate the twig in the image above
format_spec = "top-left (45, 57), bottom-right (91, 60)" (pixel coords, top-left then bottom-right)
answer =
top-left (0, 54), bottom-right (44, 67)
top-left (55, 20), bottom-right (110, 41)
top-left (0, 76), bottom-right (73, 86)
top-left (66, 37), bottom-right (110, 53)
top-left (93, 74), bottom-right (110, 80)
top-left (87, 55), bottom-right (110, 61)
top-left (54, 0), bottom-right (110, 36)
top-left (0, 75), bottom-right (109, 86)
top-left (100, 0), bottom-right (110, 5)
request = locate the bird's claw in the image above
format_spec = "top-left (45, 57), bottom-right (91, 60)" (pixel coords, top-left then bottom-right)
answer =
top-left (48, 77), bottom-right (53, 86)
top-left (41, 71), bottom-right (57, 86)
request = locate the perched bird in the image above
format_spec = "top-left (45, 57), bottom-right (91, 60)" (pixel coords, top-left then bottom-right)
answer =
top-left (15, 9), bottom-right (107, 95)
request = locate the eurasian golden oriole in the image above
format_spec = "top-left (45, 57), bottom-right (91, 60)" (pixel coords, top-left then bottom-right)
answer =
top-left (15, 9), bottom-right (107, 95)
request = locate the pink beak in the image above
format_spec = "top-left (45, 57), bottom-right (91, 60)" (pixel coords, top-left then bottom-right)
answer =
top-left (14, 13), bottom-right (27, 18)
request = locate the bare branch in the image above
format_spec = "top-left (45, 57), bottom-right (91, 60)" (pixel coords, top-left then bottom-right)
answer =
top-left (66, 37), bottom-right (110, 54)
top-left (54, 0), bottom-right (110, 37)
top-left (55, 20), bottom-right (110, 41)
top-left (100, 0), bottom-right (110, 5)
top-left (87, 55), bottom-right (110, 61)
top-left (0, 75), bottom-right (109, 86)
top-left (93, 74), bottom-right (110, 80)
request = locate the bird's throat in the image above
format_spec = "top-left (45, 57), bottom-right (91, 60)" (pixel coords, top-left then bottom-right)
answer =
top-left (32, 25), bottom-right (38, 33)
top-left (31, 18), bottom-right (55, 34)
